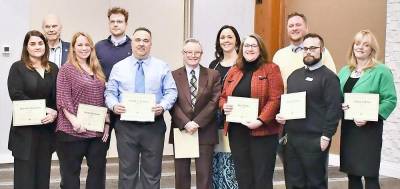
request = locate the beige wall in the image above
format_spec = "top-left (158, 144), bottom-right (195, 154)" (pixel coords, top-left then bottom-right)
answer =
top-left (285, 0), bottom-right (386, 70)
top-left (30, 0), bottom-right (185, 70)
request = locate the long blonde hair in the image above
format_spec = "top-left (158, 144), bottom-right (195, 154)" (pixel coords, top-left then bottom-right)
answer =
top-left (67, 32), bottom-right (105, 82)
top-left (347, 29), bottom-right (380, 71)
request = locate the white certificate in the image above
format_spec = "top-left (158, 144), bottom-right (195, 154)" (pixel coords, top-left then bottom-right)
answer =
top-left (120, 93), bottom-right (156, 122)
top-left (12, 99), bottom-right (46, 126)
top-left (280, 91), bottom-right (306, 120)
top-left (344, 93), bottom-right (379, 121)
top-left (226, 96), bottom-right (259, 123)
top-left (77, 104), bottom-right (107, 132)
top-left (173, 128), bottom-right (199, 159)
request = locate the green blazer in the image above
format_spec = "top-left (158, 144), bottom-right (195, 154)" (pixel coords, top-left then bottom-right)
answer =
top-left (338, 63), bottom-right (397, 120)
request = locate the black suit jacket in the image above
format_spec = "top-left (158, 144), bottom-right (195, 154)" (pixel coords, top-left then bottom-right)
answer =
top-left (7, 61), bottom-right (58, 160)
top-left (61, 41), bottom-right (70, 65)
top-left (169, 65), bottom-right (221, 145)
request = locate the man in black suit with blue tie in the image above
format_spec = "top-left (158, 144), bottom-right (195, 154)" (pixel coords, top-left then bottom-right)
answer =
top-left (42, 14), bottom-right (70, 67)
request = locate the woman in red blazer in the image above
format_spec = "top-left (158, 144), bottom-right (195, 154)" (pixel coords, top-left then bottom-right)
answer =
top-left (220, 33), bottom-right (284, 189)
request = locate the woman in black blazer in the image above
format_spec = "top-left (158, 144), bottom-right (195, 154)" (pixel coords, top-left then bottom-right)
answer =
top-left (7, 30), bottom-right (58, 189)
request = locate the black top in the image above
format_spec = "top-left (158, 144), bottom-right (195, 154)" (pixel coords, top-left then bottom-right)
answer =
top-left (343, 77), bottom-right (359, 93)
top-left (209, 60), bottom-right (231, 85)
top-left (286, 65), bottom-right (342, 138)
top-left (232, 61), bottom-right (258, 97)
top-left (8, 61), bottom-right (58, 110)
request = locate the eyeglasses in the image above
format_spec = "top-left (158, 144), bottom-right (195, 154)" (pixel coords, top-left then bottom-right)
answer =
top-left (303, 46), bottom-right (321, 52)
top-left (243, 44), bottom-right (258, 48)
top-left (183, 51), bottom-right (202, 57)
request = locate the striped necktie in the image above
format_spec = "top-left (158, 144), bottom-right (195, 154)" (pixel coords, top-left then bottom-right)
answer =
top-left (189, 70), bottom-right (197, 108)
top-left (135, 60), bottom-right (145, 93)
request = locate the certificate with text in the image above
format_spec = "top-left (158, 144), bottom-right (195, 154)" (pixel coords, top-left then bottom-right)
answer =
top-left (77, 104), bottom-right (107, 132)
top-left (226, 96), bottom-right (259, 123)
top-left (12, 99), bottom-right (46, 126)
top-left (344, 93), bottom-right (379, 121)
top-left (280, 91), bottom-right (306, 120)
top-left (120, 93), bottom-right (156, 122)
top-left (173, 128), bottom-right (199, 159)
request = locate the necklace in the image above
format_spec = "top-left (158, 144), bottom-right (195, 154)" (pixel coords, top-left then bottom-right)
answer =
top-left (351, 69), bottom-right (363, 78)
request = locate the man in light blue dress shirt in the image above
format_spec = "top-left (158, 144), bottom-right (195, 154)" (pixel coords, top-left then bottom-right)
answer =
top-left (105, 27), bottom-right (177, 189)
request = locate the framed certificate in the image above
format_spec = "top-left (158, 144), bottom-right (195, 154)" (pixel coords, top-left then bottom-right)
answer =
top-left (280, 91), bottom-right (306, 120)
top-left (226, 96), bottom-right (259, 123)
top-left (12, 99), bottom-right (46, 126)
top-left (344, 93), bottom-right (379, 121)
top-left (173, 128), bottom-right (199, 159)
top-left (77, 104), bottom-right (107, 132)
top-left (120, 93), bottom-right (156, 122)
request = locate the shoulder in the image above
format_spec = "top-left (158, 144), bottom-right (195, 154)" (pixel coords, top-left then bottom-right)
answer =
top-left (272, 46), bottom-right (291, 59)
top-left (113, 56), bottom-right (132, 68)
top-left (320, 66), bottom-right (338, 77)
top-left (10, 60), bottom-right (25, 69)
top-left (48, 62), bottom-right (59, 72)
top-left (95, 38), bottom-right (110, 48)
top-left (373, 63), bottom-right (392, 73)
top-left (172, 66), bottom-right (185, 75)
top-left (209, 59), bottom-right (219, 69)
top-left (61, 40), bottom-right (70, 47)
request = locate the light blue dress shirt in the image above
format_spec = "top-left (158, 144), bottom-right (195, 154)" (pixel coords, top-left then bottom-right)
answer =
top-left (105, 56), bottom-right (178, 111)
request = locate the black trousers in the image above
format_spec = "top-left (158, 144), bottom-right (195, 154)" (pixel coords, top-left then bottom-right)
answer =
top-left (56, 137), bottom-right (108, 189)
top-left (348, 174), bottom-right (380, 189)
top-left (228, 123), bottom-right (278, 189)
top-left (115, 118), bottom-right (166, 189)
top-left (14, 128), bottom-right (53, 189)
top-left (285, 133), bottom-right (329, 189)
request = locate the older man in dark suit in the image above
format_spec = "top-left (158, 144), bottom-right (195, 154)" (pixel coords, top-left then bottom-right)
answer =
top-left (169, 38), bottom-right (221, 189)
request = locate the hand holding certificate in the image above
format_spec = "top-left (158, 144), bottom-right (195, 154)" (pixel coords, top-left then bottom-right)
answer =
top-left (173, 128), bottom-right (199, 158)
top-left (77, 104), bottom-right (108, 132)
top-left (120, 93), bottom-right (156, 122)
top-left (12, 99), bottom-right (46, 126)
top-left (344, 93), bottom-right (379, 121)
top-left (225, 96), bottom-right (259, 123)
top-left (279, 91), bottom-right (306, 120)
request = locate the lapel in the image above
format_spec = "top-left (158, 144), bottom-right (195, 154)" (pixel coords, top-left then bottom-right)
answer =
top-left (353, 68), bottom-right (373, 90)
top-left (177, 67), bottom-right (192, 105)
top-left (196, 66), bottom-right (208, 101)
top-left (61, 41), bottom-right (70, 65)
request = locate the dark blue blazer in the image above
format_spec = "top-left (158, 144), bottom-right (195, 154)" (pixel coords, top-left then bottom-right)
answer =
top-left (61, 41), bottom-right (70, 65)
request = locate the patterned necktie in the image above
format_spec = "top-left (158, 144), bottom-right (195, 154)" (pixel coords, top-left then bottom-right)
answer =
top-left (135, 60), bottom-right (145, 93)
top-left (189, 70), bottom-right (197, 108)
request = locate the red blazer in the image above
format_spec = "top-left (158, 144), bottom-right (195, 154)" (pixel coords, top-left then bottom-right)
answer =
top-left (219, 62), bottom-right (284, 136)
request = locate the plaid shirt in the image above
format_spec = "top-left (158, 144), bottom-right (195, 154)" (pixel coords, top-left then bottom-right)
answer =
top-left (56, 63), bottom-right (105, 138)
top-left (220, 62), bottom-right (284, 136)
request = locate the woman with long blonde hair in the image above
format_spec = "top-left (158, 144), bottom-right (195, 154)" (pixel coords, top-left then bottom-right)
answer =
top-left (339, 30), bottom-right (397, 189)
top-left (56, 32), bottom-right (109, 189)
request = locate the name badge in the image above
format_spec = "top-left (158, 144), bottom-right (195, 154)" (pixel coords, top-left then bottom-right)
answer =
top-left (305, 77), bottom-right (313, 81)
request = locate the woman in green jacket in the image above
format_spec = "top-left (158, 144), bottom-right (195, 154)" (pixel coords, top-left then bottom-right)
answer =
top-left (338, 30), bottom-right (397, 189)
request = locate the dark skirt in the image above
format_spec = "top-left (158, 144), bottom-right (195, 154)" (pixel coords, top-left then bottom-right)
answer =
top-left (340, 119), bottom-right (383, 177)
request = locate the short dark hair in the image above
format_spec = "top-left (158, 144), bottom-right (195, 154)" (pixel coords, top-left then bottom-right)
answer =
top-left (107, 7), bottom-right (129, 22)
top-left (214, 25), bottom-right (241, 62)
top-left (134, 27), bottom-right (152, 37)
top-left (287, 12), bottom-right (307, 24)
top-left (303, 33), bottom-right (325, 48)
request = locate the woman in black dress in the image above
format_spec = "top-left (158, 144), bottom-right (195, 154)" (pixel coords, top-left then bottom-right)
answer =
top-left (338, 30), bottom-right (397, 189)
top-left (7, 30), bottom-right (58, 189)
top-left (210, 25), bottom-right (241, 189)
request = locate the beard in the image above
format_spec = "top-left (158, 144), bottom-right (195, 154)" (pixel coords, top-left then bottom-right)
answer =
top-left (303, 52), bottom-right (322, 66)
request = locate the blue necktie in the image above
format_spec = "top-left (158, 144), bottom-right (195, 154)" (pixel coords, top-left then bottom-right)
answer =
top-left (135, 60), bottom-right (145, 93)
